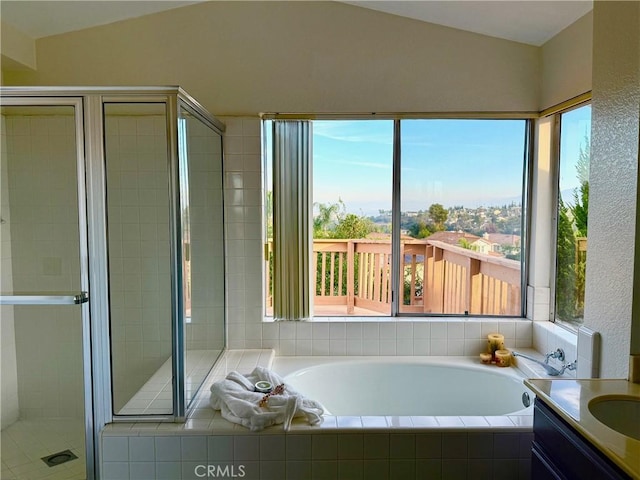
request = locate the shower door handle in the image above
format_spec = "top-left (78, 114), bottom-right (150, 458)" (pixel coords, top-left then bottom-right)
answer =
top-left (0, 292), bottom-right (89, 305)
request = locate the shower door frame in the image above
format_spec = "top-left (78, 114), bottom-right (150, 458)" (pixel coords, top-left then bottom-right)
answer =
top-left (2, 86), bottom-right (227, 477)
top-left (0, 93), bottom-right (98, 480)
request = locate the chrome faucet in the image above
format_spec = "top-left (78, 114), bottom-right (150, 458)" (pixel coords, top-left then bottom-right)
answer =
top-left (513, 349), bottom-right (577, 376)
top-left (545, 348), bottom-right (565, 363)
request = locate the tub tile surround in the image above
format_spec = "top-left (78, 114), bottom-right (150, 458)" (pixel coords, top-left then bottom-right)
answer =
top-left (531, 320), bottom-right (579, 379)
top-left (102, 349), bottom-right (535, 479)
top-left (264, 318), bottom-right (533, 358)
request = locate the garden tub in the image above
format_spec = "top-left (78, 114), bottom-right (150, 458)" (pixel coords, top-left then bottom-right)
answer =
top-left (272, 356), bottom-right (533, 417)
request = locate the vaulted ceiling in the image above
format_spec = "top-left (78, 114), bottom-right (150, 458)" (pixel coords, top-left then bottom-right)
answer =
top-left (0, 1), bottom-right (592, 46)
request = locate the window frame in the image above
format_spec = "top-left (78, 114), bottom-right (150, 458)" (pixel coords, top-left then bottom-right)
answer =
top-left (549, 101), bottom-right (592, 330)
top-left (263, 114), bottom-right (535, 321)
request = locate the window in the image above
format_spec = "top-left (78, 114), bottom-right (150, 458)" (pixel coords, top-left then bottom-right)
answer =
top-left (400, 120), bottom-right (526, 315)
top-left (554, 104), bottom-right (591, 326)
top-left (264, 118), bottom-right (529, 319)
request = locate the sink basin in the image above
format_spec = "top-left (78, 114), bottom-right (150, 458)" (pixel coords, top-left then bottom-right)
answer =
top-left (588, 395), bottom-right (640, 440)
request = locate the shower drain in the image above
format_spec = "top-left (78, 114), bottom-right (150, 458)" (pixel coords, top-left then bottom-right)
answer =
top-left (42, 449), bottom-right (78, 467)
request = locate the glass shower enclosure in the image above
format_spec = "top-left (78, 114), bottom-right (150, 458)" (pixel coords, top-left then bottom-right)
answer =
top-left (0, 87), bottom-right (225, 480)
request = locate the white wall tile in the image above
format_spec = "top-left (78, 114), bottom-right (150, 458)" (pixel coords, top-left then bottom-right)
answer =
top-left (296, 339), bottom-right (312, 355)
top-left (155, 462), bottom-right (182, 480)
top-left (414, 323), bottom-right (430, 339)
top-left (103, 461), bottom-right (130, 480)
top-left (311, 340), bottom-right (330, 356)
top-left (130, 462), bottom-right (155, 479)
top-left (312, 323), bottom-right (329, 340)
top-left (396, 339), bottom-right (413, 355)
top-left (329, 323), bottom-right (346, 340)
top-left (234, 436), bottom-right (260, 461)
top-left (329, 339), bottom-right (346, 356)
top-left (129, 437), bottom-right (155, 462)
top-left (379, 340), bottom-right (396, 356)
top-left (447, 339), bottom-right (465, 355)
top-left (430, 340), bottom-right (447, 356)
top-left (208, 436), bottom-right (234, 462)
top-left (431, 322), bottom-right (447, 339)
top-left (413, 339), bottom-right (430, 355)
top-left (296, 322), bottom-right (313, 340)
top-left (279, 339), bottom-right (296, 356)
top-left (103, 437), bottom-right (130, 462)
top-left (362, 323), bottom-right (380, 340)
top-left (260, 434), bottom-right (286, 460)
top-left (155, 437), bottom-right (181, 462)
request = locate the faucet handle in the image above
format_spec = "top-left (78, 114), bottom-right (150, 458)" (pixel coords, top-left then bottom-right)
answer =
top-left (545, 348), bottom-right (565, 364)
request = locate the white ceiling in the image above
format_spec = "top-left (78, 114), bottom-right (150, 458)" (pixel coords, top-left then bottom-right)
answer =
top-left (0, 0), bottom-right (592, 46)
top-left (344, 1), bottom-right (593, 46)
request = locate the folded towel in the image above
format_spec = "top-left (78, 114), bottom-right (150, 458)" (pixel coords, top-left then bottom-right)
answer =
top-left (210, 366), bottom-right (324, 431)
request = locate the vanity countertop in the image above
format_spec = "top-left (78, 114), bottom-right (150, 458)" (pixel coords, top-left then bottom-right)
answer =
top-left (525, 378), bottom-right (640, 479)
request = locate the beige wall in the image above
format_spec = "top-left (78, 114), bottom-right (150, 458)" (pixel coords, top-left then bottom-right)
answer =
top-left (540, 11), bottom-right (593, 110)
top-left (2, 1), bottom-right (540, 115)
top-left (0, 115), bottom-right (19, 428)
top-left (0, 21), bottom-right (36, 72)
top-left (585, 1), bottom-right (640, 378)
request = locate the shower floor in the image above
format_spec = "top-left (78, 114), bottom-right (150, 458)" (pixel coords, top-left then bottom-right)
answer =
top-left (1, 418), bottom-right (86, 480)
top-left (118, 348), bottom-right (222, 415)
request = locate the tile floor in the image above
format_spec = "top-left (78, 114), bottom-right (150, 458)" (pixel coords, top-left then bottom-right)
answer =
top-left (118, 349), bottom-right (223, 415)
top-left (1, 418), bottom-right (86, 480)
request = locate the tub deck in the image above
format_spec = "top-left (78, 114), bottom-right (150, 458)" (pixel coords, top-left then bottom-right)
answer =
top-left (101, 350), bottom-right (536, 479)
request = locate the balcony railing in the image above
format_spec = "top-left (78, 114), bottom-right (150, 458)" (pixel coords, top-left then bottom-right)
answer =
top-left (265, 238), bottom-right (521, 316)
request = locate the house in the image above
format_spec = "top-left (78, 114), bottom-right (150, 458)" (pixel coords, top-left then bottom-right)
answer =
top-left (1, 2), bottom-right (638, 480)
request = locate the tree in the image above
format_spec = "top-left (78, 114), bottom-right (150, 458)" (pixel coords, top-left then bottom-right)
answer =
top-left (573, 181), bottom-right (589, 237)
top-left (572, 134), bottom-right (590, 237)
top-left (555, 131), bottom-right (590, 323)
top-left (313, 200), bottom-right (344, 238)
top-left (428, 203), bottom-right (448, 231)
top-left (458, 238), bottom-right (472, 250)
top-left (334, 213), bottom-right (374, 239)
top-left (555, 199), bottom-right (576, 321)
top-left (408, 220), bottom-right (432, 239)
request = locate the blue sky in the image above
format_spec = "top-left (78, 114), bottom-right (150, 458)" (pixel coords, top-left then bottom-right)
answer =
top-left (267, 110), bottom-right (591, 217)
top-left (558, 104), bottom-right (592, 205)
top-left (313, 119), bottom-right (528, 215)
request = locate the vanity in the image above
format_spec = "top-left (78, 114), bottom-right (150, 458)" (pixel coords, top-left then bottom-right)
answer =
top-left (525, 379), bottom-right (640, 480)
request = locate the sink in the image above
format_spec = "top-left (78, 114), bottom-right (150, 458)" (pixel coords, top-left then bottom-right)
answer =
top-left (588, 395), bottom-right (640, 440)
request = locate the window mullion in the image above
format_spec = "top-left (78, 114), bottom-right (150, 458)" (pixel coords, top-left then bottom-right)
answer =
top-left (391, 119), bottom-right (402, 316)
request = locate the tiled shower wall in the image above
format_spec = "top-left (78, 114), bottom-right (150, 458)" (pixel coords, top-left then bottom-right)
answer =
top-left (2, 113), bottom-right (84, 419)
top-left (0, 115), bottom-right (20, 428)
top-left (104, 113), bottom-right (173, 412)
top-left (220, 117), bottom-right (534, 355)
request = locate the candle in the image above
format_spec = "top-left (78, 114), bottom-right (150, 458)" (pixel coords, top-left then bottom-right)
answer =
top-left (495, 349), bottom-right (512, 367)
top-left (487, 333), bottom-right (505, 356)
top-left (479, 352), bottom-right (492, 364)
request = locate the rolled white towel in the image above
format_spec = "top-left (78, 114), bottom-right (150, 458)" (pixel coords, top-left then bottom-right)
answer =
top-left (210, 366), bottom-right (324, 431)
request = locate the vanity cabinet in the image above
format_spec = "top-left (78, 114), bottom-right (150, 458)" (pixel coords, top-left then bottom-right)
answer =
top-left (532, 398), bottom-right (631, 480)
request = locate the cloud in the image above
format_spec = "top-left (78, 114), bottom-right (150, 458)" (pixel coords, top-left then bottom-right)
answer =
top-left (319, 157), bottom-right (391, 170)
top-left (313, 121), bottom-right (393, 145)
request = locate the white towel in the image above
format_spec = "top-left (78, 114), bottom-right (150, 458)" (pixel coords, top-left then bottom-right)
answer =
top-left (210, 366), bottom-right (324, 431)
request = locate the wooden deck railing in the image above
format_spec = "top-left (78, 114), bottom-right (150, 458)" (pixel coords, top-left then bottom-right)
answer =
top-left (265, 238), bottom-right (521, 316)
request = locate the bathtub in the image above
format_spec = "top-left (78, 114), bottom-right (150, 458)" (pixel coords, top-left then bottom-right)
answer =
top-left (272, 356), bottom-right (533, 417)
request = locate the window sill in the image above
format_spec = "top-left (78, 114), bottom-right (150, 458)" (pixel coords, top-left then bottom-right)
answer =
top-left (263, 315), bottom-right (530, 323)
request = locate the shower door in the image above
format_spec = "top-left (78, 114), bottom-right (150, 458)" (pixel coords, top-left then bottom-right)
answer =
top-left (0, 99), bottom-right (94, 480)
